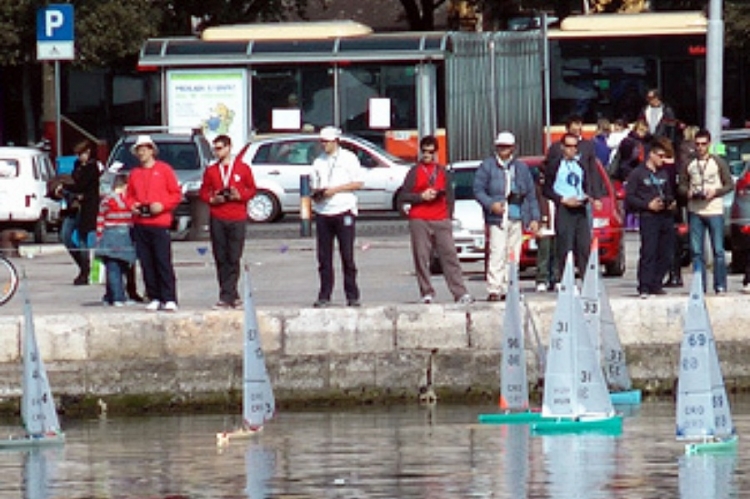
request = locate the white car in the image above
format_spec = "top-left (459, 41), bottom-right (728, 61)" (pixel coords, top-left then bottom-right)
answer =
top-left (449, 160), bottom-right (487, 262)
top-left (0, 147), bottom-right (61, 242)
top-left (237, 134), bottom-right (412, 222)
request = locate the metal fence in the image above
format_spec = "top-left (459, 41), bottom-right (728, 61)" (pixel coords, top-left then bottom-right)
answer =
top-left (446, 31), bottom-right (544, 163)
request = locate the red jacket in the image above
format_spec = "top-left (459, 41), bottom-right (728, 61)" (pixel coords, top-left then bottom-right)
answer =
top-left (199, 157), bottom-right (257, 221)
top-left (125, 161), bottom-right (182, 228)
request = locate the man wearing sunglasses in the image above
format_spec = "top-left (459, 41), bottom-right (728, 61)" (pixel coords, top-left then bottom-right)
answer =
top-left (398, 135), bottom-right (474, 305)
top-left (677, 130), bottom-right (733, 293)
top-left (199, 134), bottom-right (258, 309)
top-left (624, 139), bottom-right (676, 298)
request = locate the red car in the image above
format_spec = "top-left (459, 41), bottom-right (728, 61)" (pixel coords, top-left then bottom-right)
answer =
top-left (518, 156), bottom-right (626, 276)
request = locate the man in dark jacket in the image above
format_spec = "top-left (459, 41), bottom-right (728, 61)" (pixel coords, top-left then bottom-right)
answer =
top-left (625, 139), bottom-right (675, 298)
top-left (639, 89), bottom-right (678, 143)
top-left (398, 136), bottom-right (473, 304)
top-left (543, 132), bottom-right (606, 279)
top-left (473, 131), bottom-right (539, 301)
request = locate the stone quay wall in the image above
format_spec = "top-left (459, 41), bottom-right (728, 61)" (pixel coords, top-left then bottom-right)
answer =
top-left (0, 295), bottom-right (748, 413)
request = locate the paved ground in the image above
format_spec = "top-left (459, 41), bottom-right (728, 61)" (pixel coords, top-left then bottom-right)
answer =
top-left (2, 225), bottom-right (744, 317)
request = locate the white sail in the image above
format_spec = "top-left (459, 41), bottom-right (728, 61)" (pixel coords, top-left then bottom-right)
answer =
top-left (23, 448), bottom-right (58, 499)
top-left (245, 443), bottom-right (276, 499)
top-left (580, 240), bottom-right (632, 391)
top-left (21, 291), bottom-right (62, 437)
top-left (676, 272), bottom-right (735, 440)
top-left (544, 435), bottom-right (617, 498)
top-left (242, 266), bottom-right (275, 430)
top-left (542, 253), bottom-right (614, 419)
top-left (500, 258), bottom-right (528, 411)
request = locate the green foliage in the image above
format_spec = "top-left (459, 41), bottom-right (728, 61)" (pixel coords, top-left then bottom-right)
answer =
top-left (0, 0), bottom-right (39, 65)
top-left (725, 1), bottom-right (750, 52)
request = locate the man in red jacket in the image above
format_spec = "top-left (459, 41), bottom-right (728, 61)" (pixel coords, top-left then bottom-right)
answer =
top-left (199, 134), bottom-right (257, 309)
top-left (125, 135), bottom-right (183, 312)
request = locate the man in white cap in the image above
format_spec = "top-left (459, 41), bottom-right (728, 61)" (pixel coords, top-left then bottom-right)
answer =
top-left (473, 131), bottom-right (539, 301)
top-left (124, 135), bottom-right (182, 312)
top-left (310, 126), bottom-right (364, 308)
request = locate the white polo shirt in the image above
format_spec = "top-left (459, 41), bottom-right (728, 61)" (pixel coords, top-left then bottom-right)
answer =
top-left (311, 147), bottom-right (364, 216)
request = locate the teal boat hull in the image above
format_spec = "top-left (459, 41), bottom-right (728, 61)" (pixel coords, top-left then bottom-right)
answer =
top-left (478, 411), bottom-right (543, 425)
top-left (684, 435), bottom-right (738, 455)
top-left (0, 433), bottom-right (65, 450)
top-left (609, 389), bottom-right (642, 405)
top-left (531, 415), bottom-right (623, 435)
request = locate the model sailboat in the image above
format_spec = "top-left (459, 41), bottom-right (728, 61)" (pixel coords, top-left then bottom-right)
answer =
top-left (531, 252), bottom-right (622, 434)
top-left (580, 238), bottom-right (641, 405)
top-left (0, 280), bottom-right (65, 449)
top-left (217, 266), bottom-right (275, 445)
top-left (478, 256), bottom-right (542, 424)
top-left (676, 272), bottom-right (737, 454)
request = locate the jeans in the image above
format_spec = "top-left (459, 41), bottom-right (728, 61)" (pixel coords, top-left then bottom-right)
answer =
top-left (315, 212), bottom-right (359, 302)
top-left (104, 258), bottom-right (129, 303)
top-left (61, 215), bottom-right (94, 275)
top-left (688, 212), bottom-right (727, 291)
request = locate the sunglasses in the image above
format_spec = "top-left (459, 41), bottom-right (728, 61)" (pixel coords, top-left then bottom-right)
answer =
top-left (563, 143), bottom-right (578, 148)
top-left (421, 148), bottom-right (436, 154)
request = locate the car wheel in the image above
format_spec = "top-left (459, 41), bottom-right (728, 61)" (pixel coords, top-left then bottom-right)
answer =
top-left (603, 242), bottom-right (626, 277)
top-left (731, 249), bottom-right (747, 274)
top-left (32, 217), bottom-right (47, 244)
top-left (429, 252), bottom-right (443, 275)
top-left (247, 190), bottom-right (281, 223)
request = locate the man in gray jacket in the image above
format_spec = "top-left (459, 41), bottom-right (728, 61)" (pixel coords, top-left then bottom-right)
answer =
top-left (473, 131), bottom-right (540, 301)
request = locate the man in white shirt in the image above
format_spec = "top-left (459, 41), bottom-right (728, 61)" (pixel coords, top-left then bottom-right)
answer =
top-left (311, 126), bottom-right (365, 307)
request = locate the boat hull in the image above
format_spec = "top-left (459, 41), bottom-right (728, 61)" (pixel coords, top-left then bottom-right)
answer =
top-left (0, 433), bottom-right (65, 450)
top-left (478, 411), bottom-right (543, 425)
top-left (531, 415), bottom-right (623, 435)
top-left (684, 435), bottom-right (739, 455)
top-left (216, 426), bottom-right (263, 446)
top-left (610, 389), bottom-right (642, 405)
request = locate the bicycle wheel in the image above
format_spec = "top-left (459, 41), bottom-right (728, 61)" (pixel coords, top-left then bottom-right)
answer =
top-left (0, 256), bottom-right (19, 305)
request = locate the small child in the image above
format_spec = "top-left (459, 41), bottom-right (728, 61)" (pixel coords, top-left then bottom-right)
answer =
top-left (95, 174), bottom-right (136, 306)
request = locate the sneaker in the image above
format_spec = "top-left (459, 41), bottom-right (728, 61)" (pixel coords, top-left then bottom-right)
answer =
top-left (457, 294), bottom-right (475, 304)
top-left (716, 287), bottom-right (726, 295)
top-left (313, 299), bottom-right (331, 308)
top-left (145, 300), bottom-right (161, 312)
top-left (347, 299), bottom-right (361, 307)
top-left (536, 282), bottom-right (547, 293)
top-left (113, 301), bottom-right (125, 307)
top-left (162, 301), bottom-right (178, 312)
top-left (213, 301), bottom-right (232, 310)
top-left (743, 284), bottom-right (750, 294)
top-left (639, 293), bottom-right (649, 299)
top-left (232, 299), bottom-right (243, 309)
top-left (421, 295), bottom-right (434, 304)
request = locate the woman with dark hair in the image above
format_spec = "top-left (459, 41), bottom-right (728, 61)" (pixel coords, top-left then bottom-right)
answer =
top-left (62, 140), bottom-right (101, 285)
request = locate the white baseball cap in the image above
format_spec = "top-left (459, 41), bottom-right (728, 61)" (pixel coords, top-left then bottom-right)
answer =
top-left (130, 135), bottom-right (159, 154)
top-left (319, 126), bottom-right (342, 142)
top-left (494, 131), bottom-right (516, 146)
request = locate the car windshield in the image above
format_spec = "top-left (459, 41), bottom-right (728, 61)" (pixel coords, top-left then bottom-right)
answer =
top-left (347, 136), bottom-right (411, 166)
top-left (452, 169), bottom-right (476, 200)
top-left (721, 138), bottom-right (750, 178)
top-left (111, 142), bottom-right (201, 171)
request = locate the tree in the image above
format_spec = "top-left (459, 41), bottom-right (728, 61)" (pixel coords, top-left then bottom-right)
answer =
top-left (399, 0), bottom-right (450, 30)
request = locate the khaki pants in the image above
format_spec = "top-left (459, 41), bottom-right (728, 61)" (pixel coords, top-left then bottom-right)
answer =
top-left (486, 221), bottom-right (523, 295)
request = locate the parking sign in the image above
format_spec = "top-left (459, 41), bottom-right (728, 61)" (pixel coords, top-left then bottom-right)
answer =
top-left (37, 4), bottom-right (75, 61)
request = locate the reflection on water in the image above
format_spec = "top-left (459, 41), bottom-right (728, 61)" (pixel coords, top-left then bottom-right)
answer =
top-left (0, 400), bottom-right (747, 498)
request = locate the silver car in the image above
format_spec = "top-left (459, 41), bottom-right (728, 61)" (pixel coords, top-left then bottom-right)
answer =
top-left (238, 134), bottom-right (412, 223)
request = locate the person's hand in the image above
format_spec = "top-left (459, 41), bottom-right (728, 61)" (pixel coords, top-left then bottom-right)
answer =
top-left (150, 202), bottom-right (164, 215)
top-left (704, 187), bottom-right (716, 201)
top-left (490, 201), bottom-right (505, 215)
top-left (648, 197), bottom-right (665, 212)
top-left (562, 197), bottom-right (584, 208)
top-left (528, 220), bottom-right (540, 234)
top-left (421, 188), bottom-right (439, 202)
top-left (228, 186), bottom-right (240, 200)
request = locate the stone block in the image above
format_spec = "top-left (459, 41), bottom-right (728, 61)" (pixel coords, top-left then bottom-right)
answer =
top-left (34, 315), bottom-right (88, 361)
top-left (0, 316), bottom-right (19, 363)
top-left (395, 304), bottom-right (469, 349)
top-left (88, 314), bottom-right (166, 361)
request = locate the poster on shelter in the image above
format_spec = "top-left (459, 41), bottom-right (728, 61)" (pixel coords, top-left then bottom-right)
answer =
top-left (167, 70), bottom-right (248, 153)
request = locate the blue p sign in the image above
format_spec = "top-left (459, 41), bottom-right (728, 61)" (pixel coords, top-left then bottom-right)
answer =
top-left (37, 4), bottom-right (74, 42)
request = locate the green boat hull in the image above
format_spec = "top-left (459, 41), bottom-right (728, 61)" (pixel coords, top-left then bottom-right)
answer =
top-left (684, 435), bottom-right (738, 455)
top-left (531, 415), bottom-right (623, 435)
top-left (0, 433), bottom-right (65, 450)
top-left (478, 412), bottom-right (543, 425)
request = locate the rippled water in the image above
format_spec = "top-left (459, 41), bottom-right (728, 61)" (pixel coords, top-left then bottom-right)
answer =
top-left (0, 399), bottom-right (747, 498)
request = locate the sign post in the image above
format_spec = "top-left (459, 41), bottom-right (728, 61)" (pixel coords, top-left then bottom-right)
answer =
top-left (36, 4), bottom-right (75, 159)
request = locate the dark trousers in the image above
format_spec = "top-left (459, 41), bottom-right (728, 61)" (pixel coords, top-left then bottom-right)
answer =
top-left (210, 217), bottom-right (246, 304)
top-left (554, 205), bottom-right (590, 278)
top-left (133, 225), bottom-right (177, 303)
top-left (637, 213), bottom-right (674, 293)
top-left (315, 212), bottom-right (359, 302)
